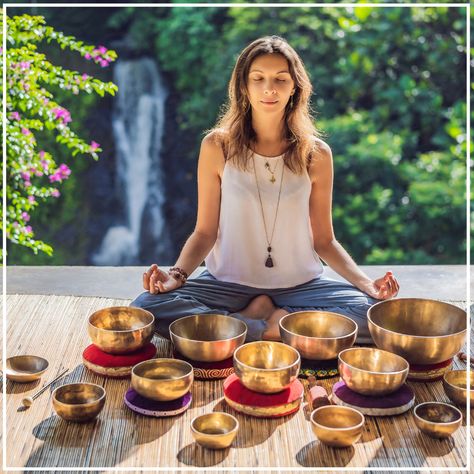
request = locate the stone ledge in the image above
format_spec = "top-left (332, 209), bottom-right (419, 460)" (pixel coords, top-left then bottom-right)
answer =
top-left (4, 265), bottom-right (468, 301)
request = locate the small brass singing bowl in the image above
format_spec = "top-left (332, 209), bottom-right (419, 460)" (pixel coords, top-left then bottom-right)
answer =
top-left (52, 383), bottom-right (106, 422)
top-left (310, 406), bottom-right (365, 448)
top-left (88, 306), bottom-right (154, 354)
top-left (414, 402), bottom-right (462, 439)
top-left (368, 299), bottom-right (466, 365)
top-left (131, 358), bottom-right (193, 401)
top-left (279, 311), bottom-right (357, 360)
top-left (443, 370), bottom-right (474, 406)
top-left (6, 355), bottom-right (49, 383)
top-left (191, 412), bottom-right (239, 449)
top-left (233, 341), bottom-right (300, 394)
top-left (338, 347), bottom-right (409, 396)
top-left (169, 314), bottom-right (247, 362)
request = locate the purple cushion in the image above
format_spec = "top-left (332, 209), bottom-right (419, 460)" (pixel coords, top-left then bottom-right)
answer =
top-left (124, 388), bottom-right (192, 417)
top-left (333, 381), bottom-right (414, 409)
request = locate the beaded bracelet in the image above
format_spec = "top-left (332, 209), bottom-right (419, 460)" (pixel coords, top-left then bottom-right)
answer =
top-left (168, 266), bottom-right (188, 284)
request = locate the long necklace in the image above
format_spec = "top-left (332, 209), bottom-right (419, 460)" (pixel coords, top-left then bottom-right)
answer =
top-left (252, 156), bottom-right (285, 268)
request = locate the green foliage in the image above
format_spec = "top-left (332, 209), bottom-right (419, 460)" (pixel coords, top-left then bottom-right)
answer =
top-left (3, 13), bottom-right (118, 257)
top-left (133, 5), bottom-right (465, 264)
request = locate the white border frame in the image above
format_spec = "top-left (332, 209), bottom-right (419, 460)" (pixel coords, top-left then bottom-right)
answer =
top-left (2, 2), bottom-right (471, 472)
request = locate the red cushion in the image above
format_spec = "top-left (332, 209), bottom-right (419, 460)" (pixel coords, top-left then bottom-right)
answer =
top-left (223, 373), bottom-right (303, 407)
top-left (83, 343), bottom-right (157, 368)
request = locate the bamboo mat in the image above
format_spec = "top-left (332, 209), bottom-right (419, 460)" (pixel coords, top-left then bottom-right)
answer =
top-left (1, 294), bottom-right (472, 472)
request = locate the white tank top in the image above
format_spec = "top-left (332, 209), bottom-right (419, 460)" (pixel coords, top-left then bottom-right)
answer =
top-left (205, 150), bottom-right (324, 288)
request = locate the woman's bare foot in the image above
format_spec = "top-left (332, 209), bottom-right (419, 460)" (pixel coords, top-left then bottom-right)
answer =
top-left (239, 295), bottom-right (276, 320)
top-left (262, 308), bottom-right (290, 341)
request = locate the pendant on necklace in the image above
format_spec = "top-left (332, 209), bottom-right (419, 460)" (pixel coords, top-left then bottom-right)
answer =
top-left (270, 175), bottom-right (276, 184)
top-left (265, 246), bottom-right (274, 267)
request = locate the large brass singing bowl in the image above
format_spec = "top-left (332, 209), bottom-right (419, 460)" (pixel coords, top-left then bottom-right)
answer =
top-left (310, 406), bottom-right (365, 448)
top-left (52, 383), bottom-right (106, 422)
top-left (131, 358), bottom-right (193, 401)
top-left (169, 314), bottom-right (247, 362)
top-left (88, 306), bottom-right (154, 354)
top-left (233, 341), bottom-right (300, 394)
top-left (6, 355), bottom-right (49, 382)
top-left (443, 370), bottom-right (474, 406)
top-left (368, 299), bottom-right (466, 364)
top-left (191, 412), bottom-right (239, 449)
top-left (338, 347), bottom-right (409, 396)
top-left (279, 311), bottom-right (357, 360)
top-left (414, 402), bottom-right (462, 439)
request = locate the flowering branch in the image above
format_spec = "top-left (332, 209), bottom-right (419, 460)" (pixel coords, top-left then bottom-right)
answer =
top-left (2, 13), bottom-right (118, 256)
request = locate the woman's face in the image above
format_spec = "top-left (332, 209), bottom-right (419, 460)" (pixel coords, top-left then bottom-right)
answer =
top-left (246, 53), bottom-right (295, 114)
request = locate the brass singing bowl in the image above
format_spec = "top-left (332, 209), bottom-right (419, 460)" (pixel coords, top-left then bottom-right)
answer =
top-left (414, 402), bottom-right (462, 438)
top-left (279, 311), bottom-right (357, 360)
top-left (88, 306), bottom-right (154, 354)
top-left (233, 341), bottom-right (300, 394)
top-left (169, 314), bottom-right (247, 362)
top-left (338, 347), bottom-right (409, 396)
top-left (6, 355), bottom-right (49, 382)
top-left (131, 358), bottom-right (193, 401)
top-left (443, 370), bottom-right (474, 406)
top-left (52, 383), bottom-right (106, 422)
top-left (310, 406), bottom-right (365, 448)
top-left (368, 299), bottom-right (466, 364)
top-left (191, 412), bottom-right (239, 449)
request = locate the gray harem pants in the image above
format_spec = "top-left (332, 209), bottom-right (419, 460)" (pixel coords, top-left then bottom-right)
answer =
top-left (130, 270), bottom-right (378, 343)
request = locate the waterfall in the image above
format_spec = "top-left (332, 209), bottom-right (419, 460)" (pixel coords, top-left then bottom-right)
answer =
top-left (92, 58), bottom-right (170, 265)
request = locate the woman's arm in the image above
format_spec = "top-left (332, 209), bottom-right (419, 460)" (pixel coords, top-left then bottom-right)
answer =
top-left (145, 132), bottom-right (225, 293)
top-left (308, 141), bottom-right (399, 299)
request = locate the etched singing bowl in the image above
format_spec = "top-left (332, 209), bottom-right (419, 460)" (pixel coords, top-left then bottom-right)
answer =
top-left (131, 358), bottom-right (193, 401)
top-left (414, 402), bottom-right (462, 438)
top-left (310, 406), bottom-right (365, 448)
top-left (279, 311), bottom-right (357, 360)
top-left (191, 412), bottom-right (239, 449)
top-left (443, 370), bottom-right (474, 406)
top-left (368, 299), bottom-right (466, 364)
top-left (169, 314), bottom-right (247, 362)
top-left (52, 383), bottom-right (106, 422)
top-left (6, 355), bottom-right (49, 382)
top-left (338, 347), bottom-right (409, 396)
top-left (88, 306), bottom-right (154, 354)
top-left (233, 341), bottom-right (300, 394)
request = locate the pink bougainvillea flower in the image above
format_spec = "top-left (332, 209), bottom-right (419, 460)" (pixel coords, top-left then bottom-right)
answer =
top-left (21, 128), bottom-right (30, 135)
top-left (98, 45), bottom-right (107, 54)
top-left (24, 226), bottom-right (33, 234)
top-left (21, 212), bottom-right (30, 222)
top-left (51, 189), bottom-right (60, 198)
top-left (24, 181), bottom-right (31, 187)
top-left (99, 59), bottom-right (109, 68)
top-left (82, 73), bottom-right (89, 80)
top-left (59, 164), bottom-right (71, 177)
top-left (10, 111), bottom-right (20, 121)
top-left (39, 150), bottom-right (45, 159)
top-left (84, 52), bottom-right (92, 60)
top-left (52, 107), bottom-right (72, 124)
top-left (21, 171), bottom-right (30, 181)
top-left (40, 159), bottom-right (49, 170)
top-left (49, 173), bottom-right (61, 183)
top-left (19, 61), bottom-right (31, 70)
top-left (90, 141), bottom-right (100, 151)
top-left (28, 195), bottom-right (36, 203)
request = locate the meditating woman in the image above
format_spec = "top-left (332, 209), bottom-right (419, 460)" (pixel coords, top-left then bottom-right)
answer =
top-left (131, 35), bottom-right (399, 342)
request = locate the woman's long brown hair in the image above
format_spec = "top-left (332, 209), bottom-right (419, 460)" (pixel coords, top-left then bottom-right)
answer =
top-left (207, 35), bottom-right (323, 174)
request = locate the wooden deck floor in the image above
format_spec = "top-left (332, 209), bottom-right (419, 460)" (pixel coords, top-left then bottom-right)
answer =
top-left (2, 294), bottom-right (472, 472)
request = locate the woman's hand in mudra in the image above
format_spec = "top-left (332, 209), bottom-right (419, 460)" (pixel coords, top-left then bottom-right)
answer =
top-left (365, 271), bottom-right (399, 300)
top-left (143, 264), bottom-right (182, 294)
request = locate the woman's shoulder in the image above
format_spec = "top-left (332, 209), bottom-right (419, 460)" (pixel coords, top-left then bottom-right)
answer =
top-left (307, 138), bottom-right (332, 182)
